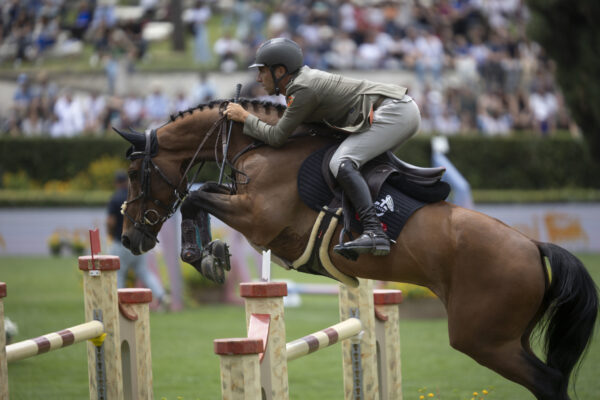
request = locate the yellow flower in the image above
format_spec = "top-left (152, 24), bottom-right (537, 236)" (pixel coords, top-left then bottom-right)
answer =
top-left (473, 392), bottom-right (479, 397)
top-left (428, 394), bottom-right (434, 398)
top-left (419, 396), bottom-right (424, 400)
top-left (483, 389), bottom-right (489, 394)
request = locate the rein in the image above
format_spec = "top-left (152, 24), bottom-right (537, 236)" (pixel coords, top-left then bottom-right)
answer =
top-left (123, 105), bottom-right (261, 240)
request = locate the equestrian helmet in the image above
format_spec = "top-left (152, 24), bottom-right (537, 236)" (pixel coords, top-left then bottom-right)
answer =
top-left (249, 38), bottom-right (303, 73)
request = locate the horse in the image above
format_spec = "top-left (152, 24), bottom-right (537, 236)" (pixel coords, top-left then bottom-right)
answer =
top-left (114, 99), bottom-right (598, 400)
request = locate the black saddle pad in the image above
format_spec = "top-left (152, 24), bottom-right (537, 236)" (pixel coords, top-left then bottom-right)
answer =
top-left (297, 146), bottom-right (430, 240)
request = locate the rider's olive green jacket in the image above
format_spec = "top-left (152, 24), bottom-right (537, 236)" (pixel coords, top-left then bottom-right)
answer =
top-left (243, 66), bottom-right (407, 147)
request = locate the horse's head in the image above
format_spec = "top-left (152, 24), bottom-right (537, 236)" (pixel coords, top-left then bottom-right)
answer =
top-left (114, 127), bottom-right (188, 254)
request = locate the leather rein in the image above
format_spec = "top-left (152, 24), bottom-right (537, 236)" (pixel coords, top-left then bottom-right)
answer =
top-left (122, 107), bottom-right (262, 242)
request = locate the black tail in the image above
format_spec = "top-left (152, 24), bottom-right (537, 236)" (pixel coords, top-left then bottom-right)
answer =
top-left (538, 242), bottom-right (599, 397)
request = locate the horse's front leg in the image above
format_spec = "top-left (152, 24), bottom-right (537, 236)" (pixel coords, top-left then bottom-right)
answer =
top-left (179, 188), bottom-right (251, 284)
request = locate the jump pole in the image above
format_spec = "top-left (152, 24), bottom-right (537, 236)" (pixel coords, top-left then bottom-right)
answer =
top-left (0, 255), bottom-right (154, 400)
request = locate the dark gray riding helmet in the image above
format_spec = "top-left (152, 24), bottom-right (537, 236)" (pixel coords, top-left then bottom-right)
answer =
top-left (249, 38), bottom-right (303, 74)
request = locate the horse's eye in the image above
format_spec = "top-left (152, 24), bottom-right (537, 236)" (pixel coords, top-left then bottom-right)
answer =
top-left (128, 170), bottom-right (139, 180)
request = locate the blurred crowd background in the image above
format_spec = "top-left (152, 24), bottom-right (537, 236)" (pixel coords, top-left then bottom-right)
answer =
top-left (0, 0), bottom-right (578, 138)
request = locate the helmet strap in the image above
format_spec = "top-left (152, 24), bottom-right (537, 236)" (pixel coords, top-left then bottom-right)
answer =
top-left (270, 65), bottom-right (289, 96)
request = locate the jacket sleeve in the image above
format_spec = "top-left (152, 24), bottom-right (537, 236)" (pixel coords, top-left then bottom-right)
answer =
top-left (243, 87), bottom-right (318, 147)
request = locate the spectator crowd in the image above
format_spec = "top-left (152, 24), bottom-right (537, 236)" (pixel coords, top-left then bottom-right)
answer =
top-left (1, 0), bottom-right (577, 138)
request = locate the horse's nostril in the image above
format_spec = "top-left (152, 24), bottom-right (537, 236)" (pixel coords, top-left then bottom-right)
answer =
top-left (121, 235), bottom-right (130, 249)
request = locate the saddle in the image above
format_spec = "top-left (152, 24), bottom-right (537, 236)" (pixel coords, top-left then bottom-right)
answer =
top-left (298, 145), bottom-right (450, 240)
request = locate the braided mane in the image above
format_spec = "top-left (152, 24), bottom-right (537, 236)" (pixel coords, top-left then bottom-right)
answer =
top-left (169, 98), bottom-right (286, 122)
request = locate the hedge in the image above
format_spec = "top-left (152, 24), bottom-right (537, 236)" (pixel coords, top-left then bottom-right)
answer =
top-left (1, 136), bottom-right (599, 189)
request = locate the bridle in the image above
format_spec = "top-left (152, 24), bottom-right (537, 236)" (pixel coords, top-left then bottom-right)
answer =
top-left (121, 106), bottom-right (261, 242)
top-left (121, 129), bottom-right (189, 242)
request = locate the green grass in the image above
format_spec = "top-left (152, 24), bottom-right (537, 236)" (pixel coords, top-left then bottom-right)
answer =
top-left (0, 254), bottom-right (599, 399)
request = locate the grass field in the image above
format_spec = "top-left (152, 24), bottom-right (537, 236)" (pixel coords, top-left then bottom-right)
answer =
top-left (0, 254), bottom-right (599, 400)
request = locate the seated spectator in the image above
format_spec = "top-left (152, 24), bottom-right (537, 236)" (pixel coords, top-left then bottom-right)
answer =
top-left (528, 81), bottom-right (558, 136)
top-left (82, 90), bottom-right (107, 133)
top-left (122, 92), bottom-right (144, 128)
top-left (213, 31), bottom-right (243, 72)
top-left (191, 71), bottom-right (217, 104)
top-left (144, 83), bottom-right (170, 128)
top-left (51, 89), bottom-right (85, 137)
top-left (21, 98), bottom-right (50, 136)
top-left (32, 13), bottom-right (59, 57)
top-left (30, 70), bottom-right (58, 120)
top-left (13, 73), bottom-right (32, 121)
top-left (414, 27), bottom-right (444, 87)
top-left (324, 31), bottom-right (356, 70)
top-left (171, 90), bottom-right (192, 114)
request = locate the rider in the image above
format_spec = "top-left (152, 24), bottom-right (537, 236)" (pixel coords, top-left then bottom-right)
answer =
top-left (223, 38), bottom-right (421, 257)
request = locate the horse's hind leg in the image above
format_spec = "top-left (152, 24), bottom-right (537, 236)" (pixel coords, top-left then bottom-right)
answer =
top-left (450, 335), bottom-right (565, 400)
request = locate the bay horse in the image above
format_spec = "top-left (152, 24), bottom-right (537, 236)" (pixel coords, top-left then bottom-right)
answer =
top-left (115, 99), bottom-right (598, 400)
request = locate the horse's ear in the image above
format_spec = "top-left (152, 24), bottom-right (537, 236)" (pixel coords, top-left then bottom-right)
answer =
top-left (113, 127), bottom-right (145, 149)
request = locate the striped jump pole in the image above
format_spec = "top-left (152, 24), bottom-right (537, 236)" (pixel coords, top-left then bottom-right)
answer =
top-left (5, 320), bottom-right (104, 363)
top-left (286, 317), bottom-right (362, 362)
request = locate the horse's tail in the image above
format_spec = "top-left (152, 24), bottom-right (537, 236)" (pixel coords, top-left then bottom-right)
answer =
top-left (537, 242), bottom-right (598, 396)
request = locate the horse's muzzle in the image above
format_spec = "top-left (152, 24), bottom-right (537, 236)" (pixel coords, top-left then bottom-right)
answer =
top-left (121, 228), bottom-right (156, 255)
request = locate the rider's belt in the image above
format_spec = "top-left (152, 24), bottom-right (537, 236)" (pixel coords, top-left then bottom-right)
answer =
top-left (369, 95), bottom-right (386, 124)
top-left (372, 95), bottom-right (386, 111)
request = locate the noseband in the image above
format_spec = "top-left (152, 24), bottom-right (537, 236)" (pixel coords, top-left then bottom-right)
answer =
top-left (121, 129), bottom-right (187, 242)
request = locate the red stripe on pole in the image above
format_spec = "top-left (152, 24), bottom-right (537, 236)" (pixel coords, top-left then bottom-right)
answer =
top-left (34, 336), bottom-right (51, 354)
top-left (323, 327), bottom-right (339, 345)
top-left (304, 335), bottom-right (320, 354)
top-left (58, 329), bottom-right (75, 346)
top-left (0, 282), bottom-right (6, 298)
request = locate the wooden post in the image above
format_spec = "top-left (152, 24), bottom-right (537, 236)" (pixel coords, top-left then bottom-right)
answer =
top-left (79, 255), bottom-right (124, 400)
top-left (339, 278), bottom-right (380, 400)
top-left (374, 289), bottom-right (403, 400)
top-left (118, 288), bottom-right (153, 400)
top-left (214, 338), bottom-right (264, 400)
top-left (240, 282), bottom-right (288, 400)
top-left (0, 282), bottom-right (8, 400)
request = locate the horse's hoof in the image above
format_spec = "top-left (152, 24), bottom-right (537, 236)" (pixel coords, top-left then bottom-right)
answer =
top-left (200, 254), bottom-right (225, 284)
top-left (208, 240), bottom-right (231, 271)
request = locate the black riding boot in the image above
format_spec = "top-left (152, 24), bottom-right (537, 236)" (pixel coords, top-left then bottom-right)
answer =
top-left (333, 161), bottom-right (390, 257)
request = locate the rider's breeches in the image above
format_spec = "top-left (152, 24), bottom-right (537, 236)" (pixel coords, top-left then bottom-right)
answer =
top-left (329, 95), bottom-right (421, 177)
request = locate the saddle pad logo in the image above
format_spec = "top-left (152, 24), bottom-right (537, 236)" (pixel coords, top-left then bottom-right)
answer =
top-left (374, 194), bottom-right (394, 217)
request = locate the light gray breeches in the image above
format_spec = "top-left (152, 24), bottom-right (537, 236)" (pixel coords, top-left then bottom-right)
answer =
top-left (329, 95), bottom-right (421, 177)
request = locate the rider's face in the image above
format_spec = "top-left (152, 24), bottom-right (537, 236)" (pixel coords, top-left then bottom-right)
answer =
top-left (256, 66), bottom-right (275, 95)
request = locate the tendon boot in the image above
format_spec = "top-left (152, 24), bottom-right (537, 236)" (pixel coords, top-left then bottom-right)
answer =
top-left (333, 161), bottom-right (390, 257)
top-left (181, 209), bottom-right (212, 264)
